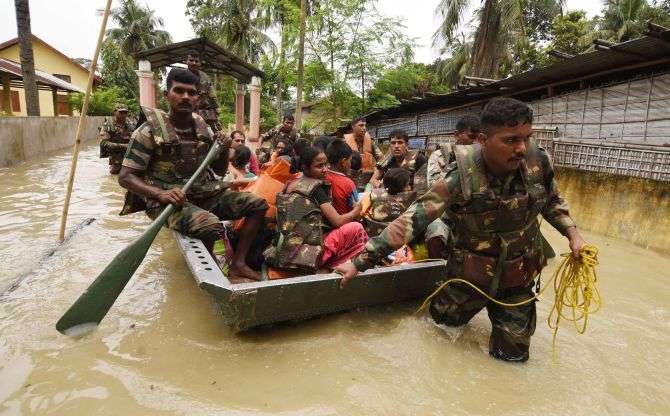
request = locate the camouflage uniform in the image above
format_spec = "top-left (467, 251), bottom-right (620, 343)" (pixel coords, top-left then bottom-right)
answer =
top-left (99, 109), bottom-right (134, 174)
top-left (363, 189), bottom-right (417, 237)
top-left (264, 177), bottom-right (328, 272)
top-left (258, 124), bottom-right (300, 164)
top-left (193, 70), bottom-right (221, 132)
top-left (352, 142), bottom-right (576, 362)
top-left (427, 143), bottom-right (456, 187)
top-left (120, 107), bottom-right (267, 244)
top-left (376, 149), bottom-right (426, 185)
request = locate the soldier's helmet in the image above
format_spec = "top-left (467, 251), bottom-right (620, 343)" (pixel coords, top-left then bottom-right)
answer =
top-left (114, 103), bottom-right (129, 113)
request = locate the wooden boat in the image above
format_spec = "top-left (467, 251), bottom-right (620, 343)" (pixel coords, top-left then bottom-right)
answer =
top-left (175, 232), bottom-right (446, 332)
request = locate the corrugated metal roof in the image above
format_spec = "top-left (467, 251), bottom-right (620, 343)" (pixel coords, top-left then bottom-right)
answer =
top-left (0, 57), bottom-right (85, 92)
top-left (136, 37), bottom-right (264, 84)
top-left (358, 30), bottom-right (670, 125)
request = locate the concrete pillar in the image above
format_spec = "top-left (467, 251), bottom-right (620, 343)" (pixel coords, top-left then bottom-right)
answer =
top-left (51, 87), bottom-right (59, 116)
top-left (2, 73), bottom-right (12, 115)
top-left (248, 76), bottom-right (261, 146)
top-left (136, 60), bottom-right (156, 108)
top-left (235, 82), bottom-right (245, 132)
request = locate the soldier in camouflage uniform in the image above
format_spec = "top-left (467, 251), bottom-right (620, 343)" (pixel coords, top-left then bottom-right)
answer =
top-left (258, 115), bottom-right (301, 164)
top-left (99, 103), bottom-right (134, 174)
top-left (426, 115), bottom-right (481, 187)
top-left (363, 168), bottom-right (417, 237)
top-left (337, 98), bottom-right (585, 362)
top-left (186, 51), bottom-right (221, 132)
top-left (370, 129), bottom-right (426, 189)
top-left (118, 69), bottom-right (268, 281)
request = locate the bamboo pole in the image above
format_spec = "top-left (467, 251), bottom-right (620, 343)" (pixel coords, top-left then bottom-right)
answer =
top-left (58, 0), bottom-right (112, 242)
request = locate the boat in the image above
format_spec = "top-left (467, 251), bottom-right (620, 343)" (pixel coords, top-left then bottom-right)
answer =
top-left (174, 231), bottom-right (446, 332)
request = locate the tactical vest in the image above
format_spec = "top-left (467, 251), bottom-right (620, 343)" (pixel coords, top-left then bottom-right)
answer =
top-left (364, 189), bottom-right (417, 237)
top-left (99, 119), bottom-right (132, 158)
top-left (264, 177), bottom-right (329, 271)
top-left (141, 106), bottom-right (213, 187)
top-left (444, 143), bottom-right (549, 294)
top-left (378, 150), bottom-right (422, 175)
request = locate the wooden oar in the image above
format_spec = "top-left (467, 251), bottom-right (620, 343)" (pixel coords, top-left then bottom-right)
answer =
top-left (56, 142), bottom-right (222, 336)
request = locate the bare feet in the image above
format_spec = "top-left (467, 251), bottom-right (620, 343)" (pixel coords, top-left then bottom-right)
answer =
top-left (229, 263), bottom-right (261, 281)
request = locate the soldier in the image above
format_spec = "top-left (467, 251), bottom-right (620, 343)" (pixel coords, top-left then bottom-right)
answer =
top-left (369, 129), bottom-right (426, 189)
top-left (427, 115), bottom-right (481, 187)
top-left (337, 97), bottom-right (585, 362)
top-left (185, 51), bottom-right (221, 132)
top-left (344, 116), bottom-right (384, 171)
top-left (258, 115), bottom-right (300, 164)
top-left (99, 103), bottom-right (134, 174)
top-left (118, 69), bottom-right (268, 281)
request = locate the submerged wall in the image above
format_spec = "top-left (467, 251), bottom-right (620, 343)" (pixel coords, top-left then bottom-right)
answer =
top-left (0, 116), bottom-right (105, 168)
top-left (556, 167), bottom-right (670, 254)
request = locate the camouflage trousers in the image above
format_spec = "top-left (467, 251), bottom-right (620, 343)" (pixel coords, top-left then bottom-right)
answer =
top-left (429, 281), bottom-right (537, 362)
top-left (147, 188), bottom-right (268, 244)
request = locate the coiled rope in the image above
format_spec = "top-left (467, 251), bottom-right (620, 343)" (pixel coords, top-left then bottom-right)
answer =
top-left (415, 245), bottom-right (602, 357)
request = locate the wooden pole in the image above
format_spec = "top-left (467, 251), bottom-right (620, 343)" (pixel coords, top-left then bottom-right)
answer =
top-left (58, 0), bottom-right (112, 242)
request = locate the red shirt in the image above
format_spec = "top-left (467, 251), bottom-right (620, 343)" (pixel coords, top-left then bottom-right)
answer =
top-left (326, 169), bottom-right (358, 215)
top-left (248, 152), bottom-right (259, 175)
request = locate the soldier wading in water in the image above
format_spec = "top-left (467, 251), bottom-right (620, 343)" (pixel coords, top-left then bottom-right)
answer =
top-left (118, 69), bottom-right (268, 281)
top-left (99, 103), bottom-right (135, 174)
top-left (336, 97), bottom-right (585, 362)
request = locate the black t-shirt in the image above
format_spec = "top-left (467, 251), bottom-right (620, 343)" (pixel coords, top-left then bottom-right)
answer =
top-left (311, 183), bottom-right (333, 206)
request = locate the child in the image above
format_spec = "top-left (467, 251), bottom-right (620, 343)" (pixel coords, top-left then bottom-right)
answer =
top-left (226, 145), bottom-right (257, 189)
top-left (230, 130), bottom-right (259, 175)
top-left (266, 146), bottom-right (367, 271)
top-left (362, 168), bottom-right (417, 237)
top-left (325, 139), bottom-right (359, 215)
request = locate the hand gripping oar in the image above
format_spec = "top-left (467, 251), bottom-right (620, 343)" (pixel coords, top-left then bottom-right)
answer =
top-left (56, 142), bottom-right (222, 336)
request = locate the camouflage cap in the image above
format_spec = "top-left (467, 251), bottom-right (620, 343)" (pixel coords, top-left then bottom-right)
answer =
top-left (114, 103), bottom-right (129, 112)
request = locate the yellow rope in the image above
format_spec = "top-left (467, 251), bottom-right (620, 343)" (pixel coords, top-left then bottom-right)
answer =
top-left (415, 245), bottom-right (602, 357)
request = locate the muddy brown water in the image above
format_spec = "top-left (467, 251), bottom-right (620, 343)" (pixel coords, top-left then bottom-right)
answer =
top-left (1, 144), bottom-right (669, 415)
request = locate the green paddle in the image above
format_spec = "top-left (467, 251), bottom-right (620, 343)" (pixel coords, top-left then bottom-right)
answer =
top-left (56, 142), bottom-right (222, 336)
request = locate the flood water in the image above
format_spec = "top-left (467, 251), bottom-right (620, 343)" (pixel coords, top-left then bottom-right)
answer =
top-left (1, 144), bottom-right (669, 415)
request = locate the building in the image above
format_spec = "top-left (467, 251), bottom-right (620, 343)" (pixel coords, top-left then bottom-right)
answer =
top-left (0, 35), bottom-right (98, 116)
top-left (342, 26), bottom-right (670, 182)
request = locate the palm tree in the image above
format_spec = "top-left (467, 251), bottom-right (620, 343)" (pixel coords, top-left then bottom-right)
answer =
top-left (104, 0), bottom-right (172, 56)
top-left (599, 0), bottom-right (648, 41)
top-left (14, 0), bottom-right (40, 115)
top-left (434, 0), bottom-right (563, 79)
top-left (435, 34), bottom-right (472, 88)
top-left (295, 0), bottom-right (307, 126)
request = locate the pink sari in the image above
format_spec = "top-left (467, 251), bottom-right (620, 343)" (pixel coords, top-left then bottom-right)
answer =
top-left (321, 222), bottom-right (369, 268)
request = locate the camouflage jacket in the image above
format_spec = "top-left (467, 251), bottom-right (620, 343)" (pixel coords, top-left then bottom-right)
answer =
top-left (426, 143), bottom-right (457, 187)
top-left (99, 118), bottom-right (134, 158)
top-left (193, 70), bottom-right (220, 129)
top-left (353, 142), bottom-right (576, 292)
top-left (120, 107), bottom-right (227, 215)
top-left (260, 125), bottom-right (300, 149)
top-left (376, 149), bottom-right (426, 176)
top-left (264, 177), bottom-right (328, 271)
top-left (364, 189), bottom-right (417, 237)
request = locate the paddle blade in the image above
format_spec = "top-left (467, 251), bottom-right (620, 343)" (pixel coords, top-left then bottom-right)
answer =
top-left (56, 222), bottom-right (162, 335)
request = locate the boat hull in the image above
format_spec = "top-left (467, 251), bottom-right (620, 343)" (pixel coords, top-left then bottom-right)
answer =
top-left (175, 232), bottom-right (446, 332)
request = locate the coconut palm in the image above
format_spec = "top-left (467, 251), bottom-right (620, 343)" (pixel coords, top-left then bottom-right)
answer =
top-left (14, 0), bottom-right (40, 115)
top-left (434, 0), bottom-right (563, 79)
top-left (599, 0), bottom-right (648, 41)
top-left (104, 0), bottom-right (172, 57)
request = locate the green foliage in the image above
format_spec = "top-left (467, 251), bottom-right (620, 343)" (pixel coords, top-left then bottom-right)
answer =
top-left (100, 42), bottom-right (138, 101)
top-left (548, 10), bottom-right (594, 56)
top-left (105, 0), bottom-right (172, 55)
top-left (68, 87), bottom-right (135, 116)
top-left (367, 63), bottom-right (449, 110)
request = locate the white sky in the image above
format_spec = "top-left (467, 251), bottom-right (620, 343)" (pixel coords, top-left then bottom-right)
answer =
top-left (0, 0), bottom-right (605, 65)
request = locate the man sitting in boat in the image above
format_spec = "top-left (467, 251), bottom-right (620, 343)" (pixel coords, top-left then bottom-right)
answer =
top-left (264, 145), bottom-right (366, 273)
top-left (344, 117), bottom-right (384, 190)
top-left (337, 97), bottom-right (585, 362)
top-left (118, 68), bottom-right (268, 281)
top-left (369, 130), bottom-right (426, 190)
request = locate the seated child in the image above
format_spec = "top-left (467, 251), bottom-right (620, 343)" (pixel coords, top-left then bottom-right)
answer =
top-left (362, 168), bottom-right (417, 237)
top-left (325, 139), bottom-right (359, 215)
top-left (226, 145), bottom-right (257, 190)
top-left (265, 146), bottom-right (367, 272)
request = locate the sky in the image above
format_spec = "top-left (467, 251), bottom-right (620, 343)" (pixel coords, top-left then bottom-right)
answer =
top-left (0, 0), bottom-right (605, 65)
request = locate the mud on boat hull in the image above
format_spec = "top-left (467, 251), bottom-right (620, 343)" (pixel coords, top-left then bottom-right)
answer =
top-left (175, 231), bottom-right (446, 332)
